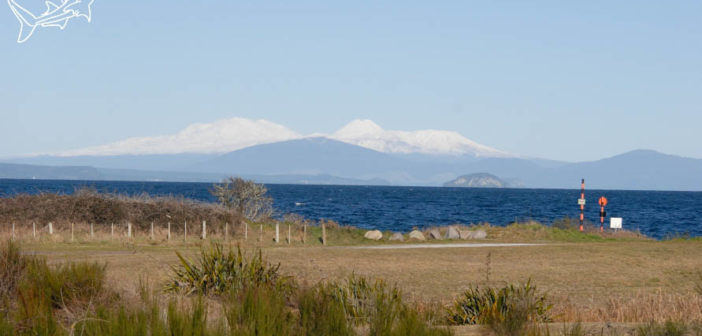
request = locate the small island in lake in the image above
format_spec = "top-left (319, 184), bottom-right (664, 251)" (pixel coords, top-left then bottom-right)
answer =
top-left (443, 172), bottom-right (509, 188)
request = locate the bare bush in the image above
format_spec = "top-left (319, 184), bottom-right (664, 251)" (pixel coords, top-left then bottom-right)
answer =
top-left (211, 177), bottom-right (273, 223)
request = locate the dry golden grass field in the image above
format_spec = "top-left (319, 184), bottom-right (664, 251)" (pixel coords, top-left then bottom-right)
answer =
top-left (7, 221), bottom-right (702, 331)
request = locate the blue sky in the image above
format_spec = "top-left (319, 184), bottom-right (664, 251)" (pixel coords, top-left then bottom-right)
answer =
top-left (1, 1), bottom-right (700, 161)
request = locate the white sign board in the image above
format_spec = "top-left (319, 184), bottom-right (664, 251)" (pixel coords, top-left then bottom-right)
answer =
top-left (610, 217), bottom-right (623, 229)
top-left (577, 198), bottom-right (586, 206)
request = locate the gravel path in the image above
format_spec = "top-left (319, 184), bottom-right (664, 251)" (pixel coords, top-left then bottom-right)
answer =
top-left (347, 243), bottom-right (542, 250)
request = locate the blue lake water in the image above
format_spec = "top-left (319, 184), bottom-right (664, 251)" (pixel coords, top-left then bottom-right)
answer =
top-left (1, 179), bottom-right (701, 239)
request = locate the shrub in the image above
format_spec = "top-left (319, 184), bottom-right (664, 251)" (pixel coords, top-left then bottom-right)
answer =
top-left (211, 177), bottom-right (272, 223)
top-left (72, 297), bottom-right (218, 336)
top-left (225, 285), bottom-right (295, 336)
top-left (0, 241), bottom-right (27, 300)
top-left (313, 274), bottom-right (403, 327)
top-left (446, 279), bottom-right (551, 329)
top-left (0, 190), bottom-right (234, 232)
top-left (165, 243), bottom-right (291, 296)
top-left (21, 259), bottom-right (110, 310)
top-left (0, 241), bottom-right (114, 335)
top-left (298, 284), bottom-right (355, 336)
top-left (304, 275), bottom-right (452, 336)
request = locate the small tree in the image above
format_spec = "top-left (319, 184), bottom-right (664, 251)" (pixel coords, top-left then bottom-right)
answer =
top-left (211, 177), bottom-right (273, 224)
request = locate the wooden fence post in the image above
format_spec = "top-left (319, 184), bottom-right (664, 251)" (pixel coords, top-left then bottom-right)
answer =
top-left (111, 223), bottom-right (114, 239)
top-left (167, 222), bottom-right (171, 241)
top-left (287, 223), bottom-right (291, 245)
top-left (90, 223), bottom-right (94, 239)
top-left (244, 222), bottom-right (248, 241)
top-left (71, 222), bottom-right (75, 242)
top-left (150, 222), bottom-right (154, 240)
top-left (48, 222), bottom-right (53, 235)
top-left (275, 223), bottom-right (279, 244)
top-left (33, 222), bottom-right (36, 239)
top-left (322, 222), bottom-right (326, 246)
top-left (127, 222), bottom-right (132, 238)
top-left (201, 220), bottom-right (207, 240)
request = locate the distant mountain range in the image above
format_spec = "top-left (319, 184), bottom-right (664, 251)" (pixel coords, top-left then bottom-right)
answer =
top-left (2, 116), bottom-right (701, 191)
top-left (51, 118), bottom-right (509, 158)
top-left (2, 137), bottom-right (701, 190)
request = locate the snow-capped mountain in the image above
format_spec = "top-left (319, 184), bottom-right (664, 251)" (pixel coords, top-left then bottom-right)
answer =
top-left (330, 119), bottom-right (510, 157)
top-left (57, 118), bottom-right (302, 156)
top-left (49, 117), bottom-right (508, 158)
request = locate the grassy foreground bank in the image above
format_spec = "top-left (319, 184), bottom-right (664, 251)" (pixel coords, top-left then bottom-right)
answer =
top-left (4, 233), bottom-right (702, 334)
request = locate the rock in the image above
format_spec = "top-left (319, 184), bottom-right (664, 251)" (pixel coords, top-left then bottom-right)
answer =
top-left (364, 230), bottom-right (383, 241)
top-left (446, 226), bottom-right (460, 240)
top-left (460, 229), bottom-right (487, 240)
top-left (428, 229), bottom-right (442, 240)
top-left (408, 230), bottom-right (426, 241)
top-left (472, 230), bottom-right (487, 239)
top-left (389, 232), bottom-right (404, 241)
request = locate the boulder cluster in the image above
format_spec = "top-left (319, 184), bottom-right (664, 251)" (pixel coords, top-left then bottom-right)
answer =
top-left (363, 226), bottom-right (487, 241)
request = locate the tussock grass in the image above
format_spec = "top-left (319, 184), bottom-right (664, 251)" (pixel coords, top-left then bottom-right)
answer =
top-left (446, 279), bottom-right (552, 331)
top-left (165, 243), bottom-right (291, 296)
top-left (225, 285), bottom-right (296, 335)
top-left (298, 275), bottom-right (451, 336)
top-left (297, 284), bottom-right (355, 335)
top-left (0, 241), bottom-right (117, 335)
top-left (0, 241), bottom-right (26, 300)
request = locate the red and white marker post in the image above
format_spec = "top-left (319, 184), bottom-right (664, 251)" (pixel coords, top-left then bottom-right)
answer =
top-left (598, 196), bottom-right (608, 233)
top-left (578, 179), bottom-right (586, 232)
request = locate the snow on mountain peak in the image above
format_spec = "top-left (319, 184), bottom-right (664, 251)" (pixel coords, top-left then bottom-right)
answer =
top-left (53, 117), bottom-right (509, 158)
top-left (58, 117), bottom-right (301, 156)
top-left (334, 119), bottom-right (384, 138)
top-left (331, 120), bottom-right (510, 157)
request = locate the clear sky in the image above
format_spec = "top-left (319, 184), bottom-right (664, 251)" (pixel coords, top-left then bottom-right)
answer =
top-left (1, 1), bottom-right (700, 161)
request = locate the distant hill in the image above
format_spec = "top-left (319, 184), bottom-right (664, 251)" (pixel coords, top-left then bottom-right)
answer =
top-left (446, 150), bottom-right (702, 190)
top-left (443, 173), bottom-right (508, 188)
top-left (546, 150), bottom-right (702, 190)
top-left (0, 163), bottom-right (102, 180)
top-left (8, 153), bottom-right (218, 172)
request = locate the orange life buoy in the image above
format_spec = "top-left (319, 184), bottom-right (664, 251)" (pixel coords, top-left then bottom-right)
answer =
top-left (598, 196), bottom-right (608, 207)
